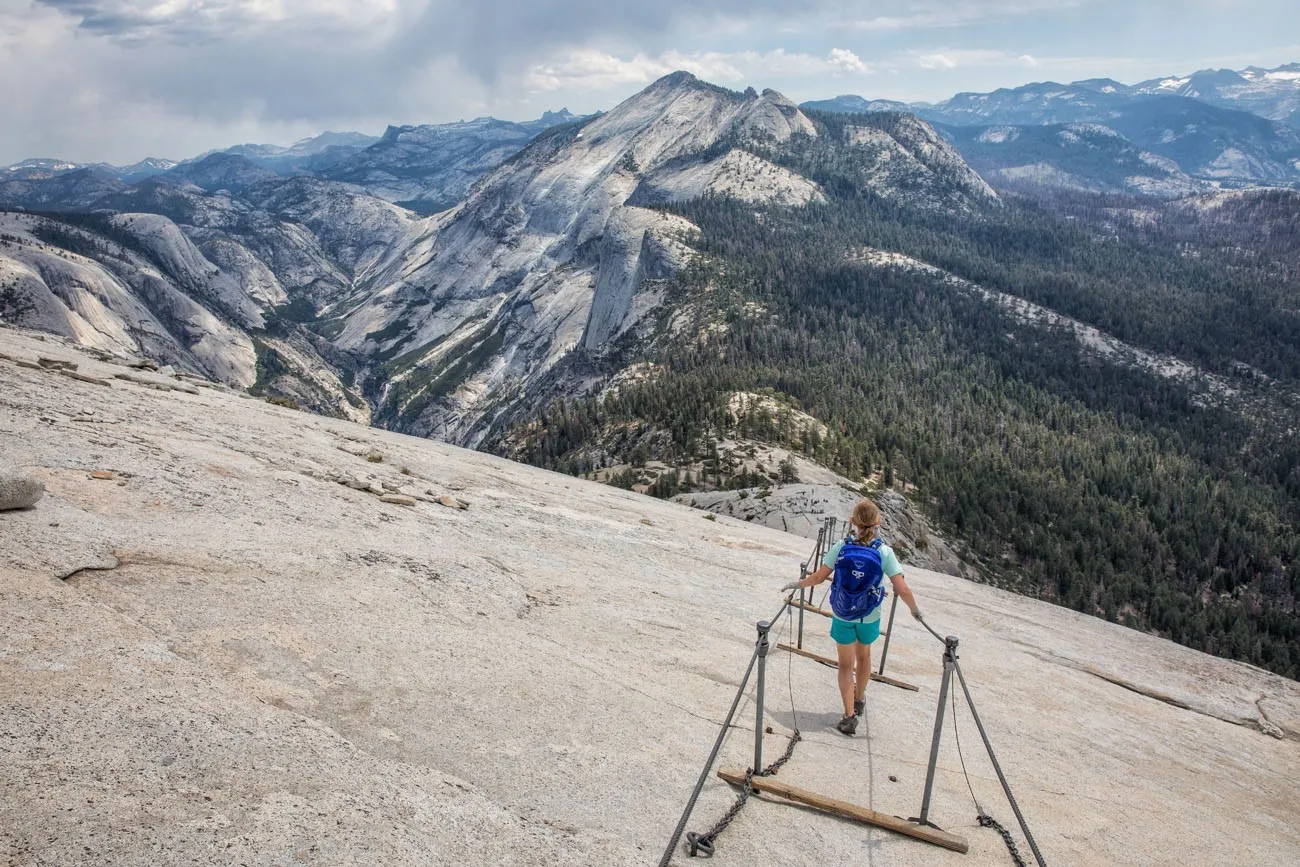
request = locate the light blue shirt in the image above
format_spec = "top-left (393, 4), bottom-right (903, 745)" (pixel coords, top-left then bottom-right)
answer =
top-left (822, 539), bottom-right (902, 624)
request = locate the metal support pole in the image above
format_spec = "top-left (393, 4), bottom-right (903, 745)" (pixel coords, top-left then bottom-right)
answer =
top-left (656, 643), bottom-right (762, 867)
top-left (797, 522), bottom-right (828, 652)
top-left (954, 659), bottom-right (1049, 867)
top-left (753, 620), bottom-right (772, 773)
top-left (877, 594), bottom-right (900, 676)
top-left (917, 635), bottom-right (959, 826)
top-left (797, 584), bottom-right (807, 649)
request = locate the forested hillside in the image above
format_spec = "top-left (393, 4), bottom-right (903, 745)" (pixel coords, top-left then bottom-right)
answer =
top-left (499, 113), bottom-right (1300, 678)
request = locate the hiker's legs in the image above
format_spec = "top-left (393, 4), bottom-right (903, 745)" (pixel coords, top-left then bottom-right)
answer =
top-left (854, 642), bottom-right (872, 701)
top-left (835, 640), bottom-right (857, 717)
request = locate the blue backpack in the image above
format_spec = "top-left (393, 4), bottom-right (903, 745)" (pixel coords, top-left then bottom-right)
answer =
top-left (830, 537), bottom-right (887, 621)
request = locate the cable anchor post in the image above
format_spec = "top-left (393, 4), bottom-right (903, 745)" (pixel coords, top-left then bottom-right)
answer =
top-left (876, 593), bottom-right (900, 676)
top-left (753, 619), bottom-right (772, 773)
top-left (915, 634), bottom-right (959, 827)
top-left (796, 574), bottom-right (808, 649)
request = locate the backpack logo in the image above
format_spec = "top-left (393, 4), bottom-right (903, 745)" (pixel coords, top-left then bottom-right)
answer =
top-left (830, 537), bottom-right (886, 621)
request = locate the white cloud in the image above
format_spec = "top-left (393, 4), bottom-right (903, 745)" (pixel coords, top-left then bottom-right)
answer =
top-left (34, 0), bottom-right (403, 41)
top-left (6, 0), bottom-right (1299, 164)
top-left (847, 0), bottom-right (1089, 32)
top-left (914, 49), bottom-right (1044, 70)
top-left (526, 47), bottom-right (872, 93)
top-left (828, 48), bottom-right (871, 74)
top-left (525, 50), bottom-right (741, 92)
top-left (918, 53), bottom-right (959, 70)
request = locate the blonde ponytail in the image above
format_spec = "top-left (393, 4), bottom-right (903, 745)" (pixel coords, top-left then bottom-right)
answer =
top-left (850, 499), bottom-right (881, 542)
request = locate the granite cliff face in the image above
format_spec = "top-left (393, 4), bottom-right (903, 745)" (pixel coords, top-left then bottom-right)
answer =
top-left (333, 74), bottom-right (826, 444)
top-left (0, 179), bottom-right (415, 422)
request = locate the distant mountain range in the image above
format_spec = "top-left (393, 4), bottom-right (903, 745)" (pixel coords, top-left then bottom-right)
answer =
top-left (1131, 63), bottom-right (1300, 126)
top-left (0, 111), bottom-right (586, 216)
top-left (2, 156), bottom-right (178, 184)
top-left (0, 74), bottom-right (999, 439)
top-left (7, 62), bottom-right (1298, 203)
top-left (804, 62), bottom-right (1300, 128)
top-left (802, 62), bottom-right (1300, 194)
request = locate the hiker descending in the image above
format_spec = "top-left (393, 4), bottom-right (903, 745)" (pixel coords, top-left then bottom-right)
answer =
top-left (780, 499), bottom-right (922, 736)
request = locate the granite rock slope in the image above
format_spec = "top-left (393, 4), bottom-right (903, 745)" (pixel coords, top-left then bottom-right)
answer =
top-left (337, 73), bottom-right (825, 445)
top-left (3, 325), bottom-right (1299, 867)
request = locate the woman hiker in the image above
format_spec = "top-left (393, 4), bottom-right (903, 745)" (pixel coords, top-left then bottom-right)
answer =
top-left (780, 499), bottom-right (922, 736)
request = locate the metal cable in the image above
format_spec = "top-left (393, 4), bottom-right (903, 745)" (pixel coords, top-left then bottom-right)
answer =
top-left (657, 642), bottom-right (761, 867)
top-left (918, 613), bottom-right (948, 645)
top-left (659, 600), bottom-right (794, 866)
top-left (681, 601), bottom-right (802, 859)
top-left (950, 676), bottom-right (1028, 867)
top-left (951, 684), bottom-right (981, 808)
top-left (952, 658), bottom-right (1048, 867)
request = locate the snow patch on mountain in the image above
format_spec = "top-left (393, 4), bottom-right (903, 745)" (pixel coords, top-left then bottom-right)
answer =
top-left (977, 127), bottom-right (1020, 144)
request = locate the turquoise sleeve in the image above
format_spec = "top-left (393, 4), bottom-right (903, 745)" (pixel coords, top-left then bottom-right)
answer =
top-left (823, 540), bottom-right (901, 576)
top-left (821, 540), bottom-right (844, 570)
top-left (880, 544), bottom-right (903, 577)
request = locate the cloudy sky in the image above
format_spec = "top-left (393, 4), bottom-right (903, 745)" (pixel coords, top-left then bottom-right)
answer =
top-left (2, 0), bottom-right (1297, 165)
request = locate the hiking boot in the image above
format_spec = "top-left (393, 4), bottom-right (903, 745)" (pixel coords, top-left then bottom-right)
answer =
top-left (853, 698), bottom-right (865, 717)
top-left (836, 714), bottom-right (858, 736)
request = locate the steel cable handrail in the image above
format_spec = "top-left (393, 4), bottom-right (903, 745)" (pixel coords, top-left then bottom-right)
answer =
top-left (657, 599), bottom-right (793, 866)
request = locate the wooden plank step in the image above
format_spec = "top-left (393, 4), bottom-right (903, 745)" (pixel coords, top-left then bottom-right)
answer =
top-left (791, 599), bottom-right (834, 618)
top-left (717, 768), bottom-right (968, 853)
top-left (868, 673), bottom-right (921, 692)
top-left (777, 642), bottom-right (838, 667)
top-left (775, 644), bottom-right (920, 692)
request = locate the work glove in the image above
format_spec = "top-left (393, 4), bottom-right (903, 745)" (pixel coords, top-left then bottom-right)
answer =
top-left (780, 580), bottom-right (802, 592)
top-left (911, 608), bottom-right (924, 621)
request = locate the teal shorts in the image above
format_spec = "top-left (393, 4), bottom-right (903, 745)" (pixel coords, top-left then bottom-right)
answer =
top-left (830, 615), bottom-right (881, 646)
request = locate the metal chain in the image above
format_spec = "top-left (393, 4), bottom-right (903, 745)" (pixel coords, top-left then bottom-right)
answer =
top-left (979, 813), bottom-right (1029, 867)
top-left (684, 729), bottom-right (802, 858)
top-left (953, 688), bottom-right (1029, 867)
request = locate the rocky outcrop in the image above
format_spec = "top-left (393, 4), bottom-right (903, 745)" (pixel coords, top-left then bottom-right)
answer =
top-left (839, 112), bottom-right (999, 208)
top-left (0, 458), bottom-right (43, 510)
top-left (629, 148), bottom-right (825, 206)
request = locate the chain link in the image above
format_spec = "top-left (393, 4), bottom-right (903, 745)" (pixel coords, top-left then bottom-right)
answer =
top-left (979, 813), bottom-right (1028, 867)
top-left (684, 729), bottom-right (802, 858)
